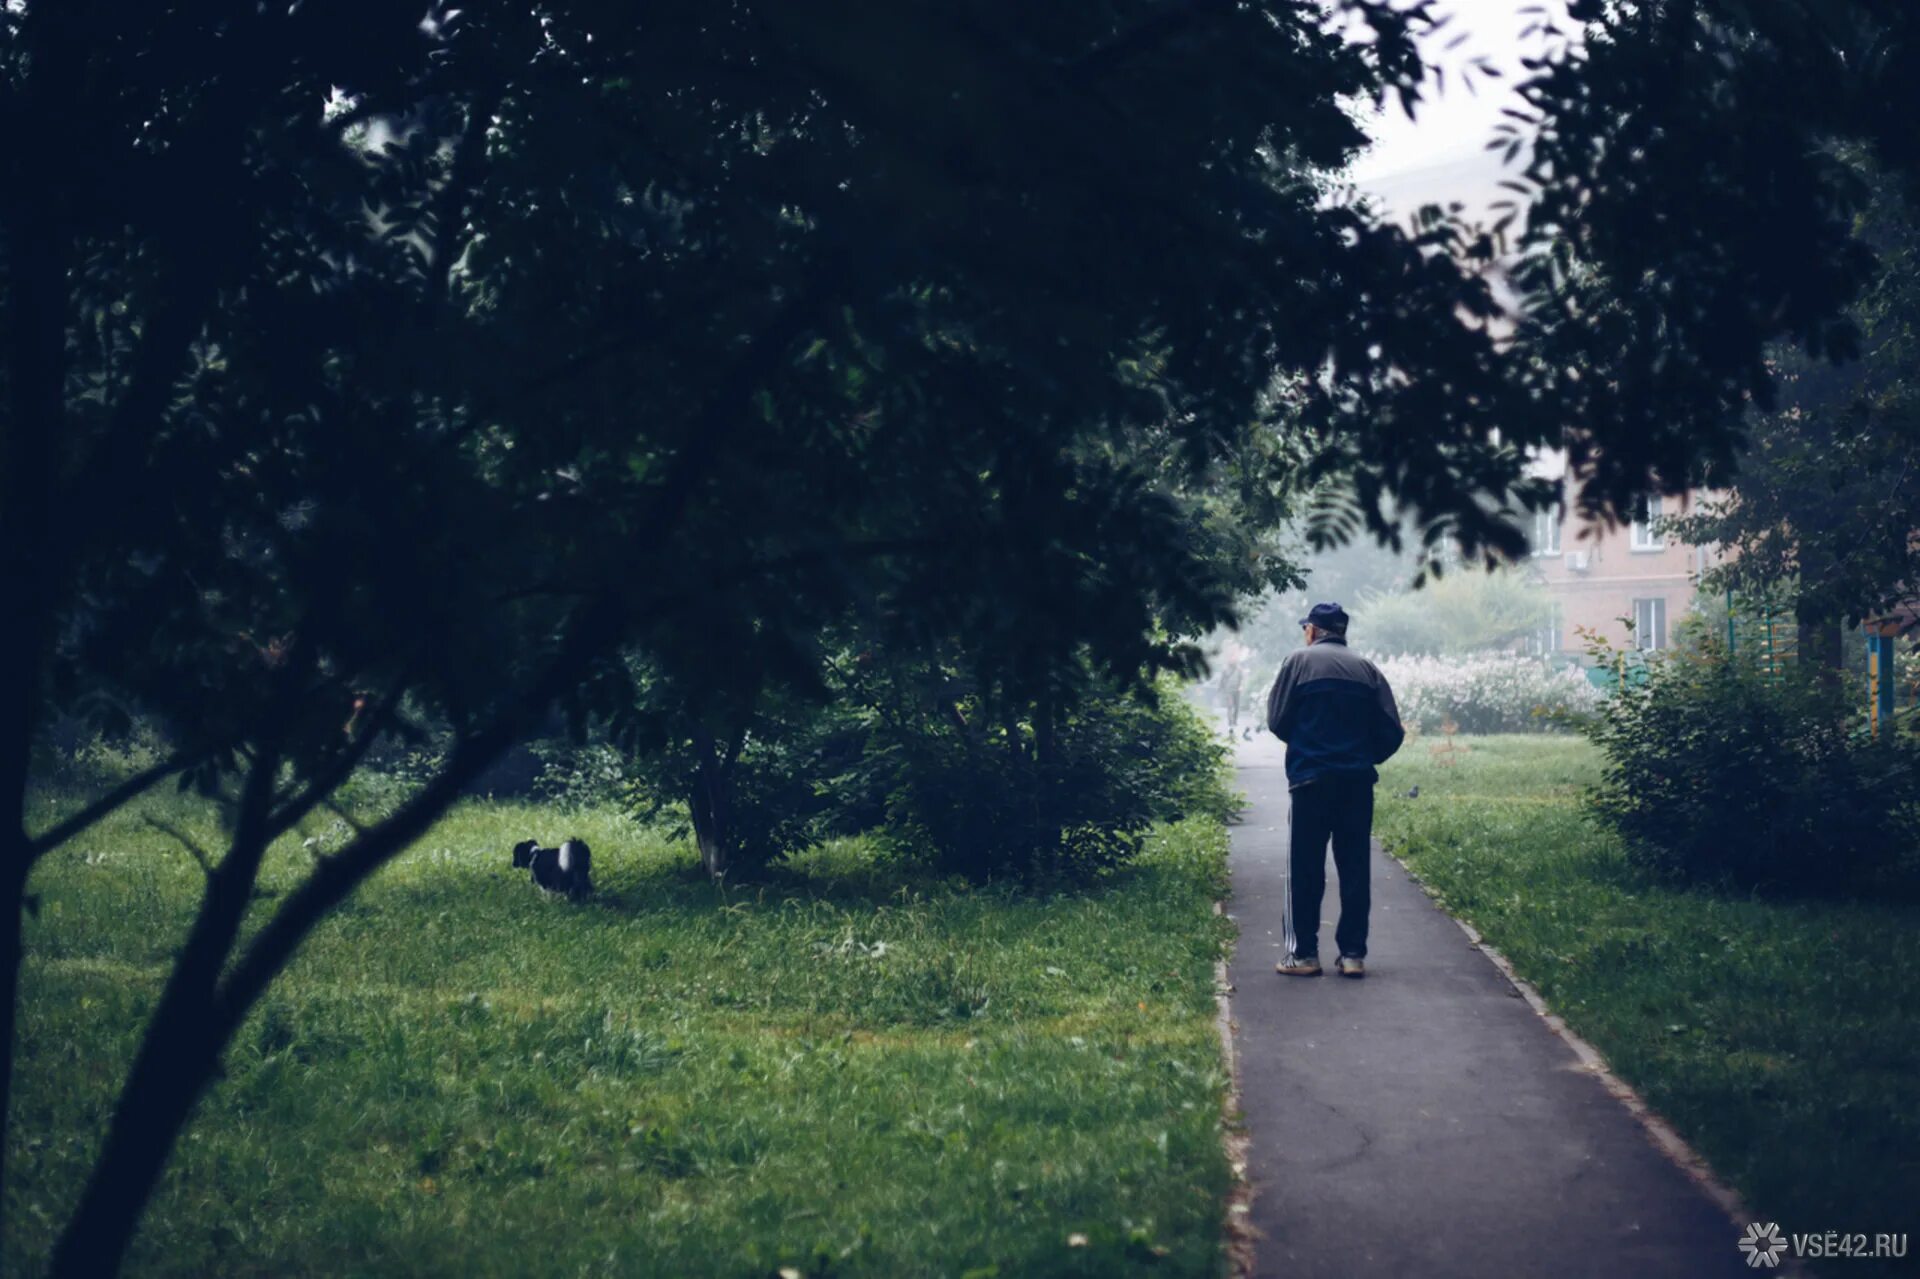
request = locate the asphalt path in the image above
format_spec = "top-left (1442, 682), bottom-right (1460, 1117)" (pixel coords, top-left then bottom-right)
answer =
top-left (1224, 728), bottom-right (1751, 1278)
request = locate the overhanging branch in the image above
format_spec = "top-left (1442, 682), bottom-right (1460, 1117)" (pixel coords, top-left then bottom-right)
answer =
top-left (27, 750), bottom-right (203, 861)
top-left (208, 598), bottom-right (620, 1035)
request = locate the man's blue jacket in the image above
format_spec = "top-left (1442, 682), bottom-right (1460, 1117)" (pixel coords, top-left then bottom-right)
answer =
top-left (1264, 637), bottom-right (1405, 790)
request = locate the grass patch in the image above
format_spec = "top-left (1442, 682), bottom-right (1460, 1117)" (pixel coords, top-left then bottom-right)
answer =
top-left (9, 790), bottom-right (1235, 1277)
top-left (1376, 735), bottom-right (1920, 1269)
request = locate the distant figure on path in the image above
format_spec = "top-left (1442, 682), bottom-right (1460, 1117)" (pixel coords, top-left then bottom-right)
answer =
top-left (1219, 640), bottom-right (1250, 737)
top-left (1264, 603), bottom-right (1403, 978)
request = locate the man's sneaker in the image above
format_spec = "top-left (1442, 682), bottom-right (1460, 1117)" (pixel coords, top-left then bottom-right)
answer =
top-left (1276, 953), bottom-right (1322, 976)
top-left (1335, 955), bottom-right (1365, 978)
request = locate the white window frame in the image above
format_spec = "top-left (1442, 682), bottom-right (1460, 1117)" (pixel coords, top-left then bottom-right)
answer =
top-left (1629, 495), bottom-right (1666, 551)
top-left (1530, 601), bottom-right (1563, 657)
top-left (1632, 597), bottom-right (1667, 651)
top-left (1530, 505), bottom-right (1562, 556)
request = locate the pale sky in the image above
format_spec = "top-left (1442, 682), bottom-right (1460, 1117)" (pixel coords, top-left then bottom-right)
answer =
top-left (1348, 0), bottom-right (1576, 222)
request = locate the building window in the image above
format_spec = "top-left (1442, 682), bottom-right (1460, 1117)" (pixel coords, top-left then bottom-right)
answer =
top-left (1529, 505), bottom-right (1562, 556)
top-left (1632, 597), bottom-right (1667, 651)
top-left (1630, 495), bottom-right (1666, 551)
top-left (1530, 602), bottom-right (1563, 657)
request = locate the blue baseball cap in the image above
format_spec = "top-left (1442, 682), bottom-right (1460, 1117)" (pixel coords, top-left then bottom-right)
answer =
top-left (1298, 602), bottom-right (1349, 634)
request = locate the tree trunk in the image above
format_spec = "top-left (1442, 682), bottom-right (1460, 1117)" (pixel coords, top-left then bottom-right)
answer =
top-left (688, 730), bottom-right (732, 880)
top-left (49, 748), bottom-right (285, 1277)
top-left (46, 999), bottom-right (225, 1278)
top-left (1034, 686), bottom-right (1057, 773)
top-left (47, 861), bottom-right (260, 1276)
top-left (0, 853), bottom-right (27, 1242)
top-left (1793, 538), bottom-right (1846, 677)
top-left (40, 718), bottom-right (521, 1274)
top-left (692, 813), bottom-right (728, 879)
top-left (0, 576), bottom-right (47, 1234)
top-left (0, 136), bottom-right (71, 1239)
top-left (1797, 618), bottom-right (1844, 676)
top-left (41, 545), bottom-right (616, 1277)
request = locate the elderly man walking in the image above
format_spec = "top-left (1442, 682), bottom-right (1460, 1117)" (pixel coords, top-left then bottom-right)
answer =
top-left (1265, 603), bottom-right (1404, 977)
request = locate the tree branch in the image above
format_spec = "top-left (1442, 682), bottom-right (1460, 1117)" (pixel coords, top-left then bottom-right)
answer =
top-left (318, 797), bottom-right (368, 839)
top-left (139, 816), bottom-right (215, 877)
top-left (261, 683), bottom-right (405, 846)
top-left (209, 598), bottom-right (620, 1033)
top-left (26, 750), bottom-right (203, 861)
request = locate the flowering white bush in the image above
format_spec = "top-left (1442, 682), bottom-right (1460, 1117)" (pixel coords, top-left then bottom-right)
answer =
top-left (1372, 655), bottom-right (1599, 734)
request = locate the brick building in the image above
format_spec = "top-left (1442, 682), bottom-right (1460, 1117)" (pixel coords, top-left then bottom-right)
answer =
top-left (1524, 493), bottom-right (1717, 660)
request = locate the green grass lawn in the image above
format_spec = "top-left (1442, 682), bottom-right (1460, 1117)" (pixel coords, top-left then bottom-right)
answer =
top-left (8, 792), bottom-right (1235, 1277)
top-left (1375, 735), bottom-right (1920, 1266)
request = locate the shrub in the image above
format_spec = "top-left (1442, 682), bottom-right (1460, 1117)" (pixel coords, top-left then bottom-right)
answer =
top-left (868, 673), bottom-right (1232, 881)
top-left (30, 715), bottom-right (173, 789)
top-left (1372, 654), bottom-right (1598, 734)
top-left (532, 742), bottom-right (638, 808)
top-left (1580, 643), bottom-right (1920, 896)
top-left (619, 693), bottom-right (877, 876)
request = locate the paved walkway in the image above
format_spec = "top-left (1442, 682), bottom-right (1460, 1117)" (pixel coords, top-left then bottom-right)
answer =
top-left (1224, 731), bottom-right (1749, 1278)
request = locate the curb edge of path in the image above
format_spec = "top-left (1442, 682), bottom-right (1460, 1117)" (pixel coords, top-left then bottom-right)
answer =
top-left (1214, 899), bottom-right (1257, 1278)
top-left (1384, 847), bottom-right (1813, 1279)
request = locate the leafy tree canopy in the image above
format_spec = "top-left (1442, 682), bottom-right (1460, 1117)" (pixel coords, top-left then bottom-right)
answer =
top-left (1510, 0), bottom-right (1920, 517)
top-left (0, 4), bottom-right (1576, 1270)
top-left (1667, 162), bottom-right (1920, 627)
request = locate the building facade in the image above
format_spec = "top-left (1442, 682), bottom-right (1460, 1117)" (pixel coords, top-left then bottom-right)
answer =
top-left (1525, 494), bottom-right (1716, 660)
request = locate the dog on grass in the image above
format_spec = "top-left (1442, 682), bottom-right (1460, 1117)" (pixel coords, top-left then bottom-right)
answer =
top-left (510, 837), bottom-right (594, 898)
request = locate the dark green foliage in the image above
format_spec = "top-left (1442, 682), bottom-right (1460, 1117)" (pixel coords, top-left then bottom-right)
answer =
top-left (1664, 162), bottom-right (1920, 632)
top-left (7, 0), bottom-right (1861, 1264)
top-left (865, 673), bottom-right (1232, 882)
top-left (621, 689), bottom-right (874, 879)
top-left (1579, 644), bottom-right (1920, 896)
top-left (8, 0), bottom-right (1571, 875)
top-left (18, 2), bottom-right (1458, 1252)
top-left (1512, 1), bottom-right (1920, 515)
top-left (599, 659), bottom-right (1232, 884)
top-left (23, 716), bottom-right (173, 795)
top-left (1506, 0), bottom-right (1920, 557)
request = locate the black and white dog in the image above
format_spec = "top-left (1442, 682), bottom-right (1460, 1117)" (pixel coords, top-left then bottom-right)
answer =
top-left (510, 837), bottom-right (594, 898)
